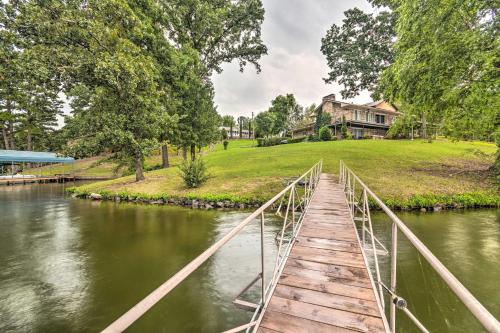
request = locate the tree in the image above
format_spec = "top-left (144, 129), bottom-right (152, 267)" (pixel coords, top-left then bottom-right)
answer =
top-left (158, 0), bottom-right (267, 156)
top-left (254, 111), bottom-right (275, 138)
top-left (314, 111), bottom-right (332, 134)
top-left (319, 126), bottom-right (332, 141)
top-left (268, 94), bottom-right (303, 136)
top-left (379, 0), bottom-right (499, 151)
top-left (222, 115), bottom-right (236, 138)
top-left (0, 3), bottom-right (62, 152)
top-left (13, 0), bottom-right (181, 181)
top-left (159, 0), bottom-right (267, 75)
top-left (321, 7), bottom-right (395, 99)
top-left (341, 116), bottom-right (348, 139)
top-left (248, 114), bottom-right (253, 138)
top-left (237, 116), bottom-right (249, 138)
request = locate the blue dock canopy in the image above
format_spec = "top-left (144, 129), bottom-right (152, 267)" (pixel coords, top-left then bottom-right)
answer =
top-left (0, 150), bottom-right (75, 164)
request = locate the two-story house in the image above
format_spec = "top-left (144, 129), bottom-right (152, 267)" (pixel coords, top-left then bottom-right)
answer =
top-left (294, 94), bottom-right (400, 139)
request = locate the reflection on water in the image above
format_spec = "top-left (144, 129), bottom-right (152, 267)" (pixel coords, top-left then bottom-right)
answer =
top-left (0, 183), bottom-right (279, 332)
top-left (369, 210), bottom-right (500, 333)
top-left (0, 183), bottom-right (498, 332)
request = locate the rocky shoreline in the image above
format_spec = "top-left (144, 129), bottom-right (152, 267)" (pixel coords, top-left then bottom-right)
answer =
top-left (76, 192), bottom-right (263, 209)
top-left (72, 191), bottom-right (499, 212)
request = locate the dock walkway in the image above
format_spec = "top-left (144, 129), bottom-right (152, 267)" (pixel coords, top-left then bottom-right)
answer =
top-left (257, 174), bottom-right (387, 333)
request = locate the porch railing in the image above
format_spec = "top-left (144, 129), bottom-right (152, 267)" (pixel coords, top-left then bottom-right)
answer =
top-left (101, 160), bottom-right (323, 333)
top-left (339, 160), bottom-right (500, 333)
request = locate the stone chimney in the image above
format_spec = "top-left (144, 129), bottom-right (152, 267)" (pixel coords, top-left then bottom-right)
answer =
top-left (322, 94), bottom-right (336, 103)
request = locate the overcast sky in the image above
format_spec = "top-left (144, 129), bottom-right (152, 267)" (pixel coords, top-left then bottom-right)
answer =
top-left (212, 0), bottom-right (375, 118)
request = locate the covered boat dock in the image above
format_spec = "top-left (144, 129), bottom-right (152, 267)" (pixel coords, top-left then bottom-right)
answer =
top-left (0, 150), bottom-right (75, 185)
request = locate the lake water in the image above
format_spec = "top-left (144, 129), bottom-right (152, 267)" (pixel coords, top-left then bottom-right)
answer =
top-left (0, 183), bottom-right (498, 332)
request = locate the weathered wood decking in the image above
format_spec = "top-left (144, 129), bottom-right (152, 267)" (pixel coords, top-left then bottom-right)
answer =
top-left (257, 174), bottom-right (387, 333)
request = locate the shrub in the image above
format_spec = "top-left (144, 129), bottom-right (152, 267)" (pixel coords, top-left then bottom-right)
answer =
top-left (223, 140), bottom-right (229, 150)
top-left (288, 136), bottom-right (306, 144)
top-left (221, 128), bottom-right (228, 140)
top-left (341, 115), bottom-right (348, 138)
top-left (363, 134), bottom-right (371, 140)
top-left (257, 137), bottom-right (287, 147)
top-left (179, 159), bottom-right (209, 188)
top-left (319, 126), bottom-right (333, 141)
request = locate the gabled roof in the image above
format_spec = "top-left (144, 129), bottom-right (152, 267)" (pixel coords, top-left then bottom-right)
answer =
top-left (364, 101), bottom-right (382, 107)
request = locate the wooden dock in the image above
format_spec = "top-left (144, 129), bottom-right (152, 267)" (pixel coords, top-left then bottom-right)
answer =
top-left (0, 175), bottom-right (111, 186)
top-left (257, 174), bottom-right (387, 333)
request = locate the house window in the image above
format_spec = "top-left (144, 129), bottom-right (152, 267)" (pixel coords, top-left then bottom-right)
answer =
top-left (353, 128), bottom-right (363, 139)
top-left (375, 114), bottom-right (386, 124)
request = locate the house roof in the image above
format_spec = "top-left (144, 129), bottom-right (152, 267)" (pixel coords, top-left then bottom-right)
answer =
top-left (364, 100), bottom-right (382, 107)
top-left (0, 150), bottom-right (75, 164)
top-left (341, 103), bottom-right (400, 114)
top-left (315, 96), bottom-right (399, 115)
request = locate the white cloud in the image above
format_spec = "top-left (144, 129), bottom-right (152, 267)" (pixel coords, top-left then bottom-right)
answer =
top-left (213, 0), bottom-right (374, 118)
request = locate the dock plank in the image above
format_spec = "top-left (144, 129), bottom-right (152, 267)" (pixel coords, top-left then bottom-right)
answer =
top-left (257, 174), bottom-right (386, 332)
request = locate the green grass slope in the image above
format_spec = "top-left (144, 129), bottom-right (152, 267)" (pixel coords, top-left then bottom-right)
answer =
top-left (22, 147), bottom-right (185, 178)
top-left (70, 139), bottom-right (499, 209)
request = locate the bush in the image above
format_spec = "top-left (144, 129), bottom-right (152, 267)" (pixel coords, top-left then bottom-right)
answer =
top-left (221, 128), bottom-right (228, 140)
top-left (257, 137), bottom-right (287, 147)
top-left (319, 126), bottom-right (333, 141)
top-left (288, 136), bottom-right (306, 144)
top-left (223, 140), bottom-right (229, 150)
top-left (363, 134), bottom-right (371, 140)
top-left (256, 136), bottom-right (306, 147)
top-left (179, 159), bottom-right (209, 188)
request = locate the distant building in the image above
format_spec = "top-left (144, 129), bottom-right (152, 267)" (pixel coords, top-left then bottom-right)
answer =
top-left (293, 94), bottom-right (400, 139)
top-left (220, 126), bottom-right (251, 139)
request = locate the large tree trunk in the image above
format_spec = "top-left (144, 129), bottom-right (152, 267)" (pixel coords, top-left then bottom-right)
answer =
top-left (27, 127), bottom-right (33, 151)
top-left (190, 144), bottom-right (196, 161)
top-left (421, 113), bottom-right (427, 140)
top-left (161, 144), bottom-right (169, 168)
top-left (182, 145), bottom-right (187, 160)
top-left (8, 121), bottom-right (16, 150)
top-left (1, 123), bottom-right (9, 150)
top-left (134, 152), bottom-right (145, 181)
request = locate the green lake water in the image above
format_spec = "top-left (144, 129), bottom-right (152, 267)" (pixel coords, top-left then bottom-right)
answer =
top-left (0, 183), bottom-right (498, 332)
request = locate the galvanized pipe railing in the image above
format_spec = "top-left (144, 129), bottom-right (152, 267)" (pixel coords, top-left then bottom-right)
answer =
top-left (101, 160), bottom-right (323, 333)
top-left (339, 160), bottom-right (500, 333)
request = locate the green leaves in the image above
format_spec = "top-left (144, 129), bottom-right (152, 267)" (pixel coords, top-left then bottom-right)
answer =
top-left (267, 94), bottom-right (303, 136)
top-left (160, 0), bottom-right (267, 74)
top-left (254, 111), bottom-right (276, 138)
top-left (321, 8), bottom-right (395, 99)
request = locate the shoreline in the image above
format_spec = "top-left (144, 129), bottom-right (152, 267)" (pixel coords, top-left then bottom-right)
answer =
top-left (67, 187), bottom-right (500, 212)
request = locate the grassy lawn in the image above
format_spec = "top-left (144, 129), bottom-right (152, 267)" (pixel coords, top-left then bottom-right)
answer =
top-left (22, 147), bottom-right (185, 178)
top-left (70, 139), bottom-right (499, 209)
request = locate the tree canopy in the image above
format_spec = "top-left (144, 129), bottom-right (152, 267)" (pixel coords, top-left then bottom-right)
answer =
top-left (1, 0), bottom-right (267, 181)
top-left (321, 7), bottom-right (395, 99)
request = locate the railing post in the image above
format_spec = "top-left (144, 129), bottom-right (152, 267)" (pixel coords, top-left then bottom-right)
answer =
top-left (365, 194), bottom-right (385, 310)
top-left (292, 185), bottom-right (296, 233)
top-left (352, 179), bottom-right (356, 216)
top-left (260, 211), bottom-right (265, 305)
top-left (362, 188), bottom-right (366, 246)
top-left (390, 221), bottom-right (398, 332)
